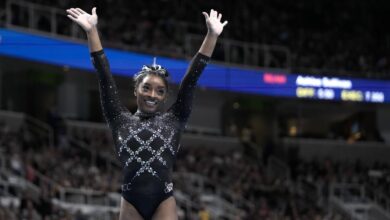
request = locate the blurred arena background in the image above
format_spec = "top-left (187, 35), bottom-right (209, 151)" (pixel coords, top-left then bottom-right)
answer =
top-left (1, 0), bottom-right (390, 219)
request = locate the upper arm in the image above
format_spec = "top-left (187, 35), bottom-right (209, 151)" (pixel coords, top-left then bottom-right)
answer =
top-left (169, 53), bottom-right (210, 124)
top-left (91, 50), bottom-right (129, 127)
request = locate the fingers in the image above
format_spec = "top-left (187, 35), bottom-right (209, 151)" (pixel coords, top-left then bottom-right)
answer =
top-left (222, 20), bottom-right (228, 27)
top-left (66, 8), bottom-right (79, 18)
top-left (207, 9), bottom-right (223, 21)
top-left (217, 13), bottom-right (222, 21)
top-left (67, 14), bottom-right (77, 22)
top-left (92, 7), bottom-right (97, 16)
top-left (72, 8), bottom-right (81, 16)
top-left (76, 8), bottom-right (86, 14)
top-left (211, 9), bottom-right (217, 18)
top-left (202, 12), bottom-right (209, 20)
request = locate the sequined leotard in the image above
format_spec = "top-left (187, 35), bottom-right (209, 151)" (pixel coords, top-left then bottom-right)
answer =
top-left (90, 50), bottom-right (209, 220)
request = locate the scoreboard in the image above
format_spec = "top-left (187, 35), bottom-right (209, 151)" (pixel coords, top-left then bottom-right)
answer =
top-left (294, 75), bottom-right (385, 103)
top-left (220, 71), bottom-right (390, 103)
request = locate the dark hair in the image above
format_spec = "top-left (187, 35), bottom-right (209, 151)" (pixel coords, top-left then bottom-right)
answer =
top-left (133, 65), bottom-right (170, 91)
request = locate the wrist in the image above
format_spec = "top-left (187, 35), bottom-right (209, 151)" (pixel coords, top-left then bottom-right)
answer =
top-left (206, 31), bottom-right (219, 39)
top-left (86, 25), bottom-right (98, 35)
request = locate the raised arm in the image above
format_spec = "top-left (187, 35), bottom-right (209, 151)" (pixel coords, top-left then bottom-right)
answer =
top-left (66, 7), bottom-right (126, 128)
top-left (199, 9), bottom-right (228, 56)
top-left (169, 9), bottom-right (227, 125)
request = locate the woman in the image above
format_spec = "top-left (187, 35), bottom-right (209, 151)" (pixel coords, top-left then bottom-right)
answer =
top-left (66, 6), bottom-right (227, 220)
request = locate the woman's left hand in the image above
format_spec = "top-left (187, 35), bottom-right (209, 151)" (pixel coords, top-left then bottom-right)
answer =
top-left (202, 9), bottom-right (228, 37)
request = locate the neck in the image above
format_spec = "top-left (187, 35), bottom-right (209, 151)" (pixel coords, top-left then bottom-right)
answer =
top-left (135, 109), bottom-right (161, 118)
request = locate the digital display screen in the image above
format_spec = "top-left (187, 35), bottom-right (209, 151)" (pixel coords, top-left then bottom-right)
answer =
top-left (1, 28), bottom-right (390, 103)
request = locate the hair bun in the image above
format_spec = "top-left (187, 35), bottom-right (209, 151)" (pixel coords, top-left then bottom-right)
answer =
top-left (140, 65), bottom-right (169, 78)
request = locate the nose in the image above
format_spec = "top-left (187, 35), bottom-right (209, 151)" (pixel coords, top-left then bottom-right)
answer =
top-left (149, 90), bottom-right (158, 99)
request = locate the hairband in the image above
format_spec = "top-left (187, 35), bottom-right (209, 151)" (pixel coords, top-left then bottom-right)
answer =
top-left (135, 57), bottom-right (169, 78)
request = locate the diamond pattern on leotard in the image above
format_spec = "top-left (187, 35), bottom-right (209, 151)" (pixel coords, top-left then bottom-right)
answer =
top-left (117, 120), bottom-right (176, 181)
top-left (91, 51), bottom-right (210, 195)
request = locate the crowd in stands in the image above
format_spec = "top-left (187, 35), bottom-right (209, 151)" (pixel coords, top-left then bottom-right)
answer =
top-left (1, 114), bottom-right (390, 219)
top-left (68, 126), bottom-right (116, 162)
top-left (176, 147), bottom-right (339, 220)
top-left (291, 157), bottom-right (390, 205)
top-left (0, 117), bottom-right (335, 219)
top-left (0, 121), bottom-right (119, 219)
top-left (4, 0), bottom-right (390, 78)
top-left (66, 123), bottom-right (390, 219)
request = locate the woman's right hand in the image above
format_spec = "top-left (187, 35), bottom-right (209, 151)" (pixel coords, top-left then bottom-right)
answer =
top-left (66, 7), bottom-right (98, 33)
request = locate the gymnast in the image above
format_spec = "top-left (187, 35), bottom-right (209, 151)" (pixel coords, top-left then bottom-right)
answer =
top-left (66, 6), bottom-right (227, 220)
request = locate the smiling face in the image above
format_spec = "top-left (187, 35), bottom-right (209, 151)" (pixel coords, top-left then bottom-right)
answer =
top-left (134, 74), bottom-right (167, 113)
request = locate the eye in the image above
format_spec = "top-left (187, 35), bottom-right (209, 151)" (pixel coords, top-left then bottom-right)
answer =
top-left (142, 85), bottom-right (150, 92)
top-left (158, 89), bottom-right (165, 95)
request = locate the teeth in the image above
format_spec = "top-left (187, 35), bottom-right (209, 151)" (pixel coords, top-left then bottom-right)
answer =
top-left (145, 100), bottom-right (157, 106)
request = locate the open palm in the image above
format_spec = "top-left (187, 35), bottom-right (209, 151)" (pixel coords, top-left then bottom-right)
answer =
top-left (66, 7), bottom-right (98, 32)
top-left (202, 9), bottom-right (228, 36)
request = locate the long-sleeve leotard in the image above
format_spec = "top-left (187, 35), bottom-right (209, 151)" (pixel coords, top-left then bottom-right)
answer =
top-left (90, 50), bottom-right (128, 129)
top-left (90, 50), bottom-right (209, 199)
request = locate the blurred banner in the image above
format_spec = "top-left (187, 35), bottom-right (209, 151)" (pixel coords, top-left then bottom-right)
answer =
top-left (1, 28), bottom-right (390, 103)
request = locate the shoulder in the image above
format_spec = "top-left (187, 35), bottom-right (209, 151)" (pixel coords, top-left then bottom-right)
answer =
top-left (161, 111), bottom-right (187, 131)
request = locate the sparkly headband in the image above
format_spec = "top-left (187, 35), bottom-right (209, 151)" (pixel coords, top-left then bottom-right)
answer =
top-left (134, 57), bottom-right (169, 79)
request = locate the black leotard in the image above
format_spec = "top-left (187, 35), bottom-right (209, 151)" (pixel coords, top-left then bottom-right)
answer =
top-left (90, 50), bottom-right (209, 220)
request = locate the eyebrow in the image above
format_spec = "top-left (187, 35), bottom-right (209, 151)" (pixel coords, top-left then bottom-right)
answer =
top-left (143, 83), bottom-right (166, 89)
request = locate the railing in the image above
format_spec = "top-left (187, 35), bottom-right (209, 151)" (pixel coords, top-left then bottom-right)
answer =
top-left (0, 179), bottom-right (20, 206)
top-left (173, 172), bottom-right (248, 219)
top-left (281, 137), bottom-right (390, 164)
top-left (25, 114), bottom-right (54, 147)
top-left (366, 185), bottom-right (390, 212)
top-left (52, 199), bottom-right (119, 220)
top-left (68, 137), bottom-right (120, 168)
top-left (0, 169), bottom-right (40, 198)
top-left (185, 33), bottom-right (291, 69)
top-left (200, 194), bottom-right (244, 219)
top-left (6, 0), bottom-right (78, 37)
top-left (329, 183), bottom-right (390, 220)
top-left (0, 120), bottom-right (120, 218)
top-left (174, 190), bottom-right (200, 219)
top-left (65, 120), bottom-right (119, 166)
top-left (328, 197), bottom-right (355, 220)
top-left (4, 0), bottom-right (196, 57)
top-left (0, 110), bottom-right (54, 147)
top-left (0, 150), bottom-right (121, 218)
top-left (5, 0), bottom-right (291, 70)
top-left (0, 110), bottom-right (24, 130)
top-left (58, 187), bottom-right (120, 208)
top-left (330, 196), bottom-right (390, 220)
top-left (5, 152), bottom-right (120, 210)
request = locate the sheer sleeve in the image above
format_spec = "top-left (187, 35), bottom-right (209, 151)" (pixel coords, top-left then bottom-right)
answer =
top-left (168, 52), bottom-right (210, 127)
top-left (91, 50), bottom-right (128, 128)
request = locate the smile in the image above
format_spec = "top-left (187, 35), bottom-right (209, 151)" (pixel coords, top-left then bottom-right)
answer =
top-left (145, 100), bottom-right (158, 107)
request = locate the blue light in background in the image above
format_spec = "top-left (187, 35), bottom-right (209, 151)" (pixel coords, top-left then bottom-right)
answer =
top-left (1, 28), bottom-right (389, 103)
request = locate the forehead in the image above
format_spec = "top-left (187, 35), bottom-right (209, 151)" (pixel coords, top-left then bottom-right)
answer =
top-left (140, 75), bottom-right (166, 87)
